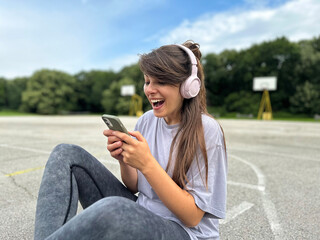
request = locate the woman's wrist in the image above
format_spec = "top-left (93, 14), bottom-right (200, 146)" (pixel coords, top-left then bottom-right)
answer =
top-left (140, 155), bottom-right (158, 176)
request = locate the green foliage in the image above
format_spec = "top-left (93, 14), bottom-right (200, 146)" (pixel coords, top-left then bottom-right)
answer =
top-left (225, 91), bottom-right (260, 114)
top-left (5, 77), bottom-right (28, 109)
top-left (204, 36), bottom-right (307, 113)
top-left (101, 77), bottom-right (135, 115)
top-left (20, 69), bottom-right (77, 114)
top-left (296, 37), bottom-right (320, 87)
top-left (74, 70), bottom-right (117, 112)
top-left (1, 35), bottom-right (320, 116)
top-left (0, 78), bottom-right (6, 109)
top-left (290, 81), bottom-right (320, 114)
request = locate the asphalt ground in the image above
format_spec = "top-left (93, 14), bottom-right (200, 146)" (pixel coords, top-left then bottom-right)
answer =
top-left (0, 116), bottom-right (319, 240)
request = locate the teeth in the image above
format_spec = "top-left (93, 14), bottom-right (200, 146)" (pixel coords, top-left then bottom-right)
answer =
top-left (151, 99), bottom-right (163, 103)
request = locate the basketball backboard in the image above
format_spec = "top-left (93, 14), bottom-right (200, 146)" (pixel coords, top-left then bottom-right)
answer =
top-left (121, 85), bottom-right (135, 96)
top-left (253, 77), bottom-right (277, 91)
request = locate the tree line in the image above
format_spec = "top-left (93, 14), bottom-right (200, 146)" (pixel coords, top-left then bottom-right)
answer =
top-left (0, 36), bottom-right (319, 116)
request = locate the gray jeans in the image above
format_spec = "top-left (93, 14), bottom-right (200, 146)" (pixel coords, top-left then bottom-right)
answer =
top-left (34, 144), bottom-right (190, 240)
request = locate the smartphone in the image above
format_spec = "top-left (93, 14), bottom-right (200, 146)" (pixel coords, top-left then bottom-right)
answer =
top-left (102, 114), bottom-right (129, 135)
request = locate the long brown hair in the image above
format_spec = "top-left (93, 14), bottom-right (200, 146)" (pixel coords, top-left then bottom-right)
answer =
top-left (139, 40), bottom-right (217, 189)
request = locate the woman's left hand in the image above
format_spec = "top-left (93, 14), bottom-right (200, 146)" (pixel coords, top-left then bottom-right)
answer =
top-left (111, 131), bottom-right (154, 172)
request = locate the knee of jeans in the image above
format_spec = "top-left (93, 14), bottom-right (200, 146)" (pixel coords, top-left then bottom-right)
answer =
top-left (53, 143), bottom-right (79, 151)
top-left (98, 196), bottom-right (135, 209)
top-left (49, 143), bottom-right (83, 164)
top-left (93, 197), bottom-right (138, 223)
top-left (96, 196), bottom-right (137, 216)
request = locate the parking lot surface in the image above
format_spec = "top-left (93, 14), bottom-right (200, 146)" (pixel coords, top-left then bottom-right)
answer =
top-left (0, 116), bottom-right (319, 239)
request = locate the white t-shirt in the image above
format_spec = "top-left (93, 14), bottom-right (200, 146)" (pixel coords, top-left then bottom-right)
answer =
top-left (135, 110), bottom-right (227, 240)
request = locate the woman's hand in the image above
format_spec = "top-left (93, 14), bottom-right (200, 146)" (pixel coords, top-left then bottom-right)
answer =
top-left (110, 130), bottom-right (205, 226)
top-left (111, 131), bottom-right (155, 172)
top-left (103, 129), bottom-right (139, 193)
top-left (103, 129), bottom-right (124, 162)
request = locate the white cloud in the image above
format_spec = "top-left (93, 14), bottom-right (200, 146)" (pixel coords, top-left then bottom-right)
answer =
top-left (159, 0), bottom-right (320, 54)
top-left (0, 0), bottom-right (165, 79)
top-left (85, 54), bottom-right (140, 73)
top-left (0, 6), bottom-right (90, 79)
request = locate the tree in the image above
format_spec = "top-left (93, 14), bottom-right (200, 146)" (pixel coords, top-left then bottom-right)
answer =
top-left (6, 77), bottom-right (28, 110)
top-left (203, 52), bottom-right (234, 106)
top-left (0, 78), bottom-right (6, 109)
top-left (203, 37), bottom-right (301, 113)
top-left (74, 70), bottom-right (117, 112)
top-left (290, 81), bottom-right (320, 115)
top-left (101, 77), bottom-right (136, 115)
top-left (225, 91), bottom-right (260, 114)
top-left (297, 36), bottom-right (320, 87)
top-left (20, 69), bottom-right (77, 114)
top-left (243, 37), bottom-right (301, 111)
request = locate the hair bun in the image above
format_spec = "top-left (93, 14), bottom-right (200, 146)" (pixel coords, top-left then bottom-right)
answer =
top-left (182, 40), bottom-right (202, 60)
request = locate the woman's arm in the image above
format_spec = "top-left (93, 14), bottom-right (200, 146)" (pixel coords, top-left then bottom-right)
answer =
top-left (103, 129), bottom-right (138, 193)
top-left (113, 130), bottom-right (205, 227)
top-left (142, 157), bottom-right (205, 227)
top-left (119, 161), bottom-right (138, 193)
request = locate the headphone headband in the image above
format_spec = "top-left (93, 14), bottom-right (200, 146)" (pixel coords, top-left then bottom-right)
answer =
top-left (175, 44), bottom-right (198, 65)
top-left (175, 44), bottom-right (201, 99)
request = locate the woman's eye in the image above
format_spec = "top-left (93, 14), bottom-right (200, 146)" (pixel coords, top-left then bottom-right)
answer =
top-left (144, 82), bottom-right (150, 86)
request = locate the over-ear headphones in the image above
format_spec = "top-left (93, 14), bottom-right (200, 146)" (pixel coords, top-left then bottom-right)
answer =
top-left (175, 44), bottom-right (201, 99)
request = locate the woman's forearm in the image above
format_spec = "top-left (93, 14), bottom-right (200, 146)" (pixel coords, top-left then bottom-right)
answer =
top-left (119, 161), bottom-right (138, 193)
top-left (141, 156), bottom-right (205, 227)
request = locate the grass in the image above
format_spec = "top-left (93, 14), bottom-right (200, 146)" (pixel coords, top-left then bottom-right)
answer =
top-left (272, 116), bottom-right (317, 122)
top-left (207, 107), bottom-right (319, 122)
top-left (270, 112), bottom-right (318, 122)
top-left (0, 110), bottom-right (37, 116)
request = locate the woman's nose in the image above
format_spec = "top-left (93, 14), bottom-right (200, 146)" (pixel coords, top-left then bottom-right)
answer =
top-left (144, 83), bottom-right (157, 95)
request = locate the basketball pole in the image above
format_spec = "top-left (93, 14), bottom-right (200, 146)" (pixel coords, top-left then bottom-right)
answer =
top-left (129, 94), bottom-right (143, 117)
top-left (257, 89), bottom-right (273, 120)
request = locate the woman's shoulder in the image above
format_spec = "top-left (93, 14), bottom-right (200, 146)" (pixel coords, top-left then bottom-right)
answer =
top-left (201, 114), bottom-right (220, 130)
top-left (138, 110), bottom-right (154, 122)
top-left (135, 110), bottom-right (155, 129)
top-left (201, 114), bottom-right (224, 146)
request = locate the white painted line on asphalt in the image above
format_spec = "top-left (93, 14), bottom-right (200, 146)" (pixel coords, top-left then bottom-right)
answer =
top-left (227, 180), bottom-right (265, 192)
top-left (229, 154), bottom-right (265, 187)
top-left (261, 192), bottom-right (283, 240)
top-left (230, 147), bottom-right (320, 162)
top-left (229, 154), bottom-right (283, 240)
top-left (0, 144), bottom-right (51, 154)
top-left (220, 201), bottom-right (254, 225)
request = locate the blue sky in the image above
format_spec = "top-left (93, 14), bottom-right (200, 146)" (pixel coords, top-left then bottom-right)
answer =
top-left (1, 0), bottom-right (320, 79)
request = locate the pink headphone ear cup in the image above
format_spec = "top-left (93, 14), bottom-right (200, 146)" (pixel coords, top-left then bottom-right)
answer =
top-left (180, 76), bottom-right (201, 99)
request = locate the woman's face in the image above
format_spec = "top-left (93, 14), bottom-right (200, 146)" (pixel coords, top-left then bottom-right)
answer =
top-left (144, 75), bottom-right (184, 125)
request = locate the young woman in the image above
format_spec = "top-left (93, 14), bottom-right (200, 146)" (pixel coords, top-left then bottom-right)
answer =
top-left (34, 41), bottom-right (227, 240)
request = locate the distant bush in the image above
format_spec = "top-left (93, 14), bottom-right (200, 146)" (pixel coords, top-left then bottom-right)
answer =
top-left (224, 91), bottom-right (260, 114)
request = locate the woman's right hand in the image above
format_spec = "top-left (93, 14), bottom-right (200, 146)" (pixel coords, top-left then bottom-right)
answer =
top-left (103, 129), bottom-right (124, 162)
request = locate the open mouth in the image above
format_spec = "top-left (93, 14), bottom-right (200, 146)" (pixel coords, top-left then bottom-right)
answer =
top-left (151, 99), bottom-right (165, 109)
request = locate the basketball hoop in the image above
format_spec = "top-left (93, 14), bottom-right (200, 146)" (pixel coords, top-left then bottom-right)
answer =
top-left (253, 77), bottom-right (277, 120)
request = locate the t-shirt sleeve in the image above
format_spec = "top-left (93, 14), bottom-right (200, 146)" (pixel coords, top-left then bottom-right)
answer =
top-left (186, 120), bottom-right (227, 219)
